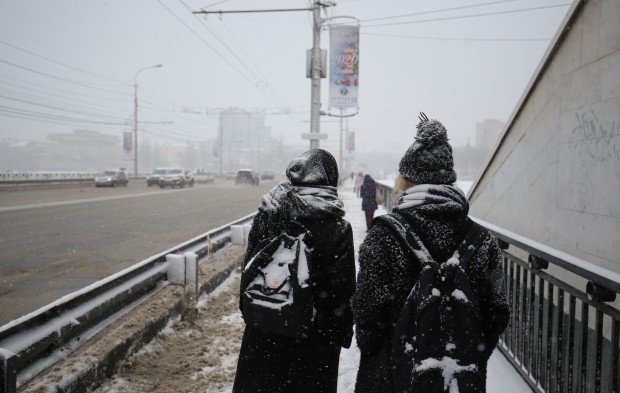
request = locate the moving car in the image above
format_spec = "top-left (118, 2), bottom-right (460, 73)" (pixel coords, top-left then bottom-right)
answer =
top-left (95, 170), bottom-right (128, 187)
top-left (235, 169), bottom-right (259, 185)
top-left (159, 168), bottom-right (194, 188)
top-left (194, 171), bottom-right (214, 184)
top-left (261, 170), bottom-right (275, 180)
top-left (147, 168), bottom-right (170, 187)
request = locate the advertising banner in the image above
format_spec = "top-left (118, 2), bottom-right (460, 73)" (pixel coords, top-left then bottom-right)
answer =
top-left (346, 130), bottom-right (355, 154)
top-left (329, 25), bottom-right (359, 109)
top-left (123, 131), bottom-right (133, 155)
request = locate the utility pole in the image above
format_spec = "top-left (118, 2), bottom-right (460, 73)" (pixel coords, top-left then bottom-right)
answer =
top-left (193, 3), bottom-right (334, 150)
top-left (339, 107), bottom-right (344, 174)
top-left (134, 64), bottom-right (162, 178)
top-left (309, 0), bottom-right (322, 150)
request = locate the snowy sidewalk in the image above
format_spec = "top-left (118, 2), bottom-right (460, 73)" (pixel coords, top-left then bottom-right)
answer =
top-left (338, 182), bottom-right (532, 393)
top-left (94, 183), bottom-right (532, 393)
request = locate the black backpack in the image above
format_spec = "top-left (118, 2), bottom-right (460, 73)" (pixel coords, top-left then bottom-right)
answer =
top-left (376, 213), bottom-right (488, 393)
top-left (240, 222), bottom-right (315, 338)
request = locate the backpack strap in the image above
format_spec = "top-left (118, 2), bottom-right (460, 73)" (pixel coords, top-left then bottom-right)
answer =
top-left (453, 218), bottom-right (487, 271)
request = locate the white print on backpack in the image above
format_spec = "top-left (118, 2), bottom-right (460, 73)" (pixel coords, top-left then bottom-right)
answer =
top-left (414, 356), bottom-right (478, 393)
top-left (244, 234), bottom-right (311, 310)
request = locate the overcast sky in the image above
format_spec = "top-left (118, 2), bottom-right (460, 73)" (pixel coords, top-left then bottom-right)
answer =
top-left (0, 0), bottom-right (571, 155)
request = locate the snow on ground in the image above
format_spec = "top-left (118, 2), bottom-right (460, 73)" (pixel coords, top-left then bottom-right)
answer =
top-left (94, 181), bottom-right (531, 393)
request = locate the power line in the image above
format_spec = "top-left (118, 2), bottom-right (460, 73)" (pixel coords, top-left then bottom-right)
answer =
top-left (0, 40), bottom-right (131, 87)
top-left (0, 84), bottom-right (133, 121)
top-left (179, 0), bottom-right (288, 107)
top-left (354, 0), bottom-right (526, 24)
top-left (0, 78), bottom-right (132, 114)
top-left (155, 0), bottom-right (283, 107)
top-left (0, 58), bottom-right (132, 96)
top-left (360, 4), bottom-right (572, 29)
top-left (0, 73), bottom-right (134, 103)
top-left (361, 32), bottom-right (551, 42)
top-left (0, 93), bottom-right (129, 122)
top-left (0, 105), bottom-right (127, 126)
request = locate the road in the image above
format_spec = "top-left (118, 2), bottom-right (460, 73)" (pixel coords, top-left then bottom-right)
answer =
top-left (0, 180), bottom-right (277, 325)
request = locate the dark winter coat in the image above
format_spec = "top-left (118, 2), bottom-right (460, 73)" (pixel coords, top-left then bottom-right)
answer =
top-left (234, 149), bottom-right (356, 393)
top-left (351, 186), bottom-right (510, 393)
top-left (360, 175), bottom-right (378, 212)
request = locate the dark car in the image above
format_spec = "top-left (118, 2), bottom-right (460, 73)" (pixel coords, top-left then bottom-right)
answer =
top-left (235, 169), bottom-right (259, 185)
top-left (260, 170), bottom-right (275, 180)
top-left (95, 170), bottom-right (128, 187)
top-left (159, 168), bottom-right (194, 188)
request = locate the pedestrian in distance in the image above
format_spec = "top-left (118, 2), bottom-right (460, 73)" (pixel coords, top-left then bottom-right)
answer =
top-left (354, 171), bottom-right (364, 197)
top-left (233, 148), bottom-right (356, 393)
top-left (360, 174), bottom-right (378, 231)
top-left (351, 113), bottom-right (510, 393)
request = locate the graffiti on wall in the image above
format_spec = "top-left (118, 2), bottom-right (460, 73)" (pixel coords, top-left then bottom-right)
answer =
top-left (558, 104), bottom-right (620, 217)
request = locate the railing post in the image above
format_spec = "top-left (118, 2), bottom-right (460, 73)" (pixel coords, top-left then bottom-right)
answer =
top-left (182, 252), bottom-right (199, 321)
top-left (0, 349), bottom-right (16, 393)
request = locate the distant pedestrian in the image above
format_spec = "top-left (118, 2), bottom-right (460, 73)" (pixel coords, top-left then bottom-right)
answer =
top-left (234, 148), bottom-right (356, 393)
top-left (351, 113), bottom-right (510, 393)
top-left (350, 171), bottom-right (355, 181)
top-left (354, 171), bottom-right (364, 197)
top-left (360, 174), bottom-right (378, 231)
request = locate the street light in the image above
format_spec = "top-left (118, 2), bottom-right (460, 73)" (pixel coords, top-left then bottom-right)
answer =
top-left (134, 64), bottom-right (163, 177)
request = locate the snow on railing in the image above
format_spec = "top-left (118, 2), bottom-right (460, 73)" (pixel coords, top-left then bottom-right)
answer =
top-left (0, 212), bottom-right (256, 393)
top-left (374, 182), bottom-right (620, 393)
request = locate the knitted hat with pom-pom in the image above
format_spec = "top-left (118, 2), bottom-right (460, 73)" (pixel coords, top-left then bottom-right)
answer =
top-left (398, 112), bottom-right (457, 185)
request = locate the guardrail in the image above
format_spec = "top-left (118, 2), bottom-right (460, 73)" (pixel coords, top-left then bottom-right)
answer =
top-left (375, 181), bottom-right (620, 393)
top-left (0, 212), bottom-right (256, 393)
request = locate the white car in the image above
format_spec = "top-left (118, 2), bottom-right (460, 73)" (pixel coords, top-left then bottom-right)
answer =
top-left (194, 171), bottom-right (214, 184)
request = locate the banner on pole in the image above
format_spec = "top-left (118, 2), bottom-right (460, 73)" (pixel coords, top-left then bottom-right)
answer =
top-left (329, 25), bottom-right (359, 109)
top-left (123, 131), bottom-right (133, 155)
top-left (346, 130), bottom-right (355, 154)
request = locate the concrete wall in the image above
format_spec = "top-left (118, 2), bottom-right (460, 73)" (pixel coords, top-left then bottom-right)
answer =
top-left (469, 0), bottom-right (620, 273)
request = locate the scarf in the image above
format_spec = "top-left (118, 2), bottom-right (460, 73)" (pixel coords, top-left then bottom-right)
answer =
top-left (393, 184), bottom-right (469, 215)
top-left (259, 181), bottom-right (345, 223)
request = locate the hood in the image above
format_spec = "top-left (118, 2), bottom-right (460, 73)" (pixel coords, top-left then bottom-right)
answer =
top-left (286, 149), bottom-right (339, 187)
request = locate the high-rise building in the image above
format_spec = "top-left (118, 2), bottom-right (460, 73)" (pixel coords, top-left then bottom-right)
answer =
top-left (217, 108), bottom-right (271, 173)
top-left (474, 119), bottom-right (504, 150)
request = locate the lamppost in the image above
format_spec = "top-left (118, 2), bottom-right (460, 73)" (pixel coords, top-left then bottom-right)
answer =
top-left (134, 64), bottom-right (162, 177)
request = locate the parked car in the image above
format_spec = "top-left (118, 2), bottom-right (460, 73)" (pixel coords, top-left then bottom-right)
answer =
top-left (261, 170), bottom-right (275, 180)
top-left (235, 169), bottom-right (259, 185)
top-left (147, 168), bottom-right (170, 187)
top-left (95, 170), bottom-right (128, 187)
top-left (194, 171), bottom-right (214, 184)
top-left (159, 168), bottom-right (194, 188)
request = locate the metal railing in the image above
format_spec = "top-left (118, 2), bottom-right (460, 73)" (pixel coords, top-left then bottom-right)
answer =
top-left (375, 182), bottom-right (620, 393)
top-left (0, 212), bottom-right (256, 393)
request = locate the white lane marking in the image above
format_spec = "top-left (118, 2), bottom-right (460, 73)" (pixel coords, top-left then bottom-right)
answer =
top-left (0, 188), bottom-right (203, 213)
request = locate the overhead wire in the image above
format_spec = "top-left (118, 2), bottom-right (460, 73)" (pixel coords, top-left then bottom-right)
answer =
top-left (0, 105), bottom-right (127, 126)
top-left (359, 3), bottom-right (572, 29)
top-left (353, 0), bottom-right (526, 25)
top-left (155, 0), bottom-right (283, 107)
top-left (0, 58), bottom-right (132, 96)
top-left (0, 93), bottom-right (129, 122)
top-left (179, 0), bottom-right (280, 100)
top-left (0, 40), bottom-right (131, 87)
top-left (361, 32), bottom-right (551, 42)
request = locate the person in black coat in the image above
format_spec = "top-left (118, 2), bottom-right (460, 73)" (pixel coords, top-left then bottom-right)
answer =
top-left (351, 115), bottom-right (510, 393)
top-left (360, 175), bottom-right (378, 231)
top-left (233, 149), bottom-right (356, 393)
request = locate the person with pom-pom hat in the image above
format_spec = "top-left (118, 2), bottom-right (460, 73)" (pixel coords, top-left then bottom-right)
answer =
top-left (350, 113), bottom-right (510, 393)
